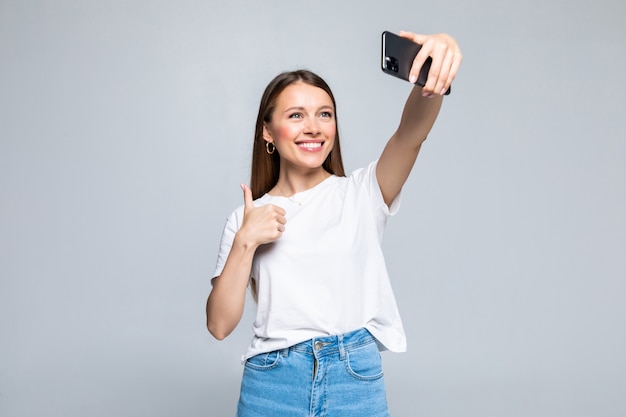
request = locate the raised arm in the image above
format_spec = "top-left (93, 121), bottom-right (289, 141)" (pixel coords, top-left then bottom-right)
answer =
top-left (377, 32), bottom-right (462, 205)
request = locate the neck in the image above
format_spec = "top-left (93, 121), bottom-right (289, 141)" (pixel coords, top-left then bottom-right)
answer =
top-left (274, 168), bottom-right (331, 196)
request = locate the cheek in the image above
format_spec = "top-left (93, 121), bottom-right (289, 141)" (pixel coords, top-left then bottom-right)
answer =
top-left (275, 125), bottom-right (297, 142)
top-left (325, 124), bottom-right (337, 139)
top-left (279, 125), bottom-right (294, 136)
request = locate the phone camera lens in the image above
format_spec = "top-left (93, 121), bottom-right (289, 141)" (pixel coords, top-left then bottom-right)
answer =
top-left (385, 56), bottom-right (399, 73)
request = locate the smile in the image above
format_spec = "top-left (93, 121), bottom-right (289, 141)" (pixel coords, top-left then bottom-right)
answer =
top-left (297, 142), bottom-right (324, 150)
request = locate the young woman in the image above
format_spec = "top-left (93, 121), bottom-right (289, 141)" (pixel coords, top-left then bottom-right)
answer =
top-left (207, 31), bottom-right (462, 417)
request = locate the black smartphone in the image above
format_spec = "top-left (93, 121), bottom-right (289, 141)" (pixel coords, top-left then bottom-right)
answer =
top-left (381, 31), bottom-right (451, 95)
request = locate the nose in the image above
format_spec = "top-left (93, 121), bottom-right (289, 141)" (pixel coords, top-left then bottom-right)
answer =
top-left (304, 118), bottom-right (320, 135)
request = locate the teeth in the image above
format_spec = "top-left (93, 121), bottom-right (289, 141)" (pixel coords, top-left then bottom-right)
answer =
top-left (298, 142), bottom-right (322, 149)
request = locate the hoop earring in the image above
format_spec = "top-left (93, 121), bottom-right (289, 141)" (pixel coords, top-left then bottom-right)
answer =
top-left (266, 142), bottom-right (275, 155)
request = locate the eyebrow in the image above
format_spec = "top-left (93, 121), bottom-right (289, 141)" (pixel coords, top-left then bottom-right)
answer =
top-left (283, 105), bottom-right (334, 113)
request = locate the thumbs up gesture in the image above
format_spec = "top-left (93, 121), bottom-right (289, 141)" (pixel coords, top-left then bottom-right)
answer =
top-left (238, 184), bottom-right (287, 248)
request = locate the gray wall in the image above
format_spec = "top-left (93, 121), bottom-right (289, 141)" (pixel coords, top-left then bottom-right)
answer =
top-left (1, 1), bottom-right (624, 416)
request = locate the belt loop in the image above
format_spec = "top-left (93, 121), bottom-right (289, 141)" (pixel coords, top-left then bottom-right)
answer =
top-left (281, 347), bottom-right (289, 357)
top-left (338, 333), bottom-right (346, 360)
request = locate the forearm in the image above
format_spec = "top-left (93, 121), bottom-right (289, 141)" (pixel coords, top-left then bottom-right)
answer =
top-left (376, 86), bottom-right (446, 205)
top-left (206, 236), bottom-right (257, 340)
top-left (391, 31), bottom-right (460, 146)
top-left (207, 186), bottom-right (287, 340)
top-left (394, 85), bottom-right (444, 147)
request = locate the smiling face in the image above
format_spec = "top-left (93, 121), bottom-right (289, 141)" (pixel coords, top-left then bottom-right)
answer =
top-left (263, 82), bottom-right (336, 174)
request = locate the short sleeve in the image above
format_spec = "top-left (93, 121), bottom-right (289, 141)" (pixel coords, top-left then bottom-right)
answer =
top-left (352, 160), bottom-right (402, 217)
top-left (212, 206), bottom-right (244, 284)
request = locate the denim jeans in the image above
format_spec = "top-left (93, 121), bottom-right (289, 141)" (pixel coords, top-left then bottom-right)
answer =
top-left (237, 328), bottom-right (390, 417)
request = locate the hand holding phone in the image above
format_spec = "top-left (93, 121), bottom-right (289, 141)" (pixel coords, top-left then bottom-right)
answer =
top-left (381, 31), bottom-right (453, 95)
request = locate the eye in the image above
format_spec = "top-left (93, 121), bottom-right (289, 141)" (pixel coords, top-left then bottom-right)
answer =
top-left (288, 112), bottom-right (303, 119)
top-left (320, 111), bottom-right (333, 119)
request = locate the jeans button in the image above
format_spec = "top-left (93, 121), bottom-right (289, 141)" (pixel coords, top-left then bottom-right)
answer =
top-left (314, 341), bottom-right (323, 351)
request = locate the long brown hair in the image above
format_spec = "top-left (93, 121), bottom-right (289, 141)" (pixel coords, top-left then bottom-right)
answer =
top-left (250, 70), bottom-right (346, 199)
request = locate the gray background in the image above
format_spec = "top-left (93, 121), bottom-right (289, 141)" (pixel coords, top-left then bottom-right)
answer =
top-left (1, 0), bottom-right (624, 416)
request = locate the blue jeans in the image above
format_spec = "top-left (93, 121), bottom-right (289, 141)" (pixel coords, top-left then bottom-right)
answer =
top-left (237, 328), bottom-right (390, 417)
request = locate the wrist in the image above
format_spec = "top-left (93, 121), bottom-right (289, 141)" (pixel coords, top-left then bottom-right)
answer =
top-left (233, 230), bottom-right (259, 254)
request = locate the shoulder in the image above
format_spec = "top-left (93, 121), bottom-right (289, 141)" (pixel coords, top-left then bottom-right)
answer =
top-left (346, 160), bottom-right (379, 186)
top-left (347, 160), bottom-right (400, 215)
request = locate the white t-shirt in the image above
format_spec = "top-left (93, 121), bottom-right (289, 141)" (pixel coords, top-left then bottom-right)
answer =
top-left (213, 160), bottom-right (407, 360)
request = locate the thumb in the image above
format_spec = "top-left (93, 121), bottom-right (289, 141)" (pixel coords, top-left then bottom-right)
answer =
top-left (399, 30), bottom-right (428, 45)
top-left (241, 184), bottom-right (254, 211)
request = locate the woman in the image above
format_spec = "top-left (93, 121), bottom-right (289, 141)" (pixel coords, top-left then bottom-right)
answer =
top-left (207, 31), bottom-right (462, 417)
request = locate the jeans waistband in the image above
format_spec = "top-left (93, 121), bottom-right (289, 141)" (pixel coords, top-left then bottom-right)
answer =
top-left (285, 328), bottom-right (376, 358)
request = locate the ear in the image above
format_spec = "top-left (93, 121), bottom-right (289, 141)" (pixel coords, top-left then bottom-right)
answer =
top-left (262, 124), bottom-right (273, 143)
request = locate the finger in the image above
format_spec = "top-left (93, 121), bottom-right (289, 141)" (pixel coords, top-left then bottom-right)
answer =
top-left (398, 30), bottom-right (427, 45)
top-left (241, 184), bottom-right (254, 211)
top-left (398, 31), bottom-right (431, 85)
top-left (421, 39), bottom-right (451, 94)
top-left (432, 49), bottom-right (454, 95)
top-left (445, 51), bottom-right (463, 89)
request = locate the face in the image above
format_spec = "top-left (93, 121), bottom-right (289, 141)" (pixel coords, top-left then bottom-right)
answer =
top-left (263, 82), bottom-right (336, 173)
